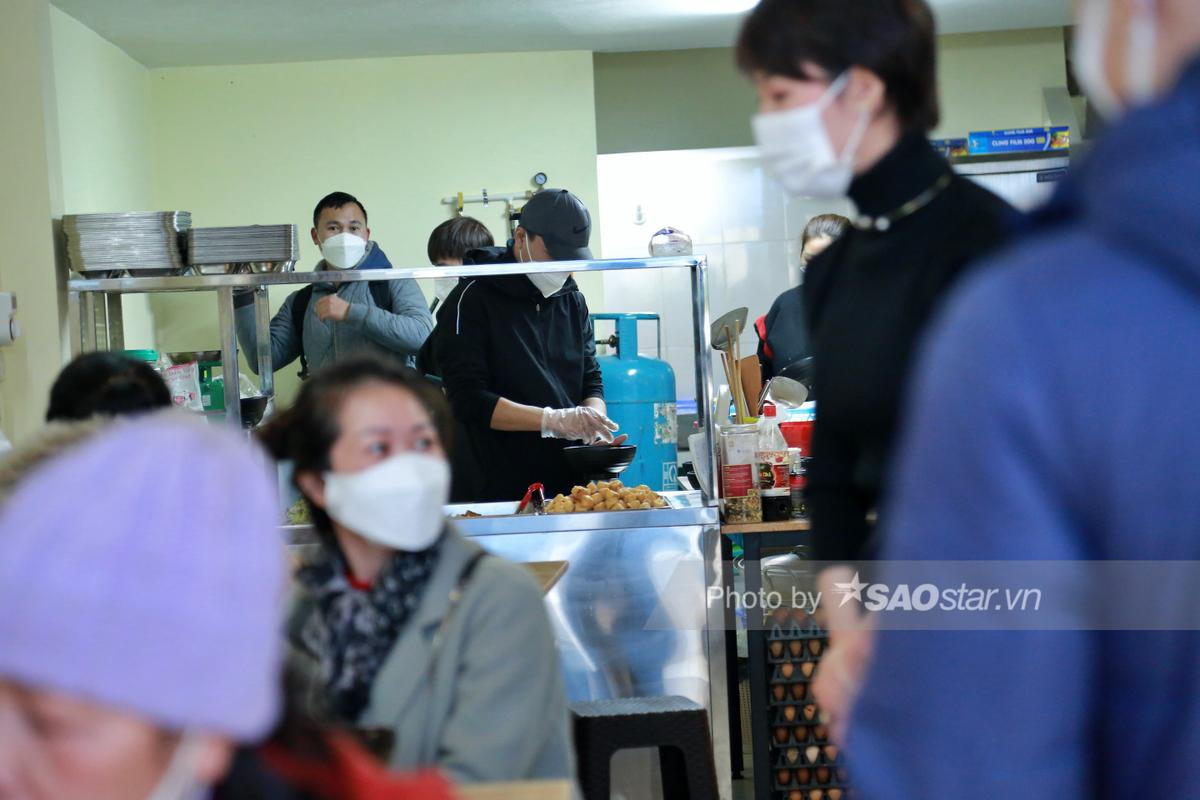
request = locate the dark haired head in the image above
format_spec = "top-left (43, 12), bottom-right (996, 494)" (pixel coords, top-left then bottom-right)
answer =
top-left (802, 213), bottom-right (850, 250)
top-left (312, 191), bottom-right (368, 229)
top-left (427, 217), bottom-right (495, 265)
top-left (736, 0), bottom-right (940, 132)
top-left (46, 353), bottom-right (172, 423)
top-left (258, 355), bottom-right (451, 536)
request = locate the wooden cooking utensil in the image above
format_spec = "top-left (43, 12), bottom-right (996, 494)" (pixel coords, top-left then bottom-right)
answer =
top-left (711, 308), bottom-right (750, 423)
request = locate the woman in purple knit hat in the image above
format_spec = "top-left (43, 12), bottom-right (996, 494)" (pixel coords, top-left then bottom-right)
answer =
top-left (0, 415), bottom-right (286, 799)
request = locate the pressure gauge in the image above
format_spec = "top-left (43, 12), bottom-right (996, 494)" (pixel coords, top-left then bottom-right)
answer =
top-left (532, 172), bottom-right (548, 187)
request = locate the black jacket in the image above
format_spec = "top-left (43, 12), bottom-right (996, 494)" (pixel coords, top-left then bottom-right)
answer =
top-left (803, 133), bottom-right (1016, 563)
top-left (433, 246), bottom-right (604, 501)
top-left (756, 285), bottom-right (812, 386)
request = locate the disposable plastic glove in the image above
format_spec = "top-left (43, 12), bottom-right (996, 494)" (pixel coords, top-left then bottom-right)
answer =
top-left (541, 406), bottom-right (620, 444)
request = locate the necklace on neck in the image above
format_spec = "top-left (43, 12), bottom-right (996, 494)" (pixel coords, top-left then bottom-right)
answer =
top-left (852, 172), bottom-right (953, 233)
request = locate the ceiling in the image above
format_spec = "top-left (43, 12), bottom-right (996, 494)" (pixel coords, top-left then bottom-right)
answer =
top-left (52, 0), bottom-right (1073, 69)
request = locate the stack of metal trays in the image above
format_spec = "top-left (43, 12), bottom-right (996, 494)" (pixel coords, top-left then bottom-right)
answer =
top-left (63, 212), bottom-right (191, 277)
top-left (186, 225), bottom-right (299, 274)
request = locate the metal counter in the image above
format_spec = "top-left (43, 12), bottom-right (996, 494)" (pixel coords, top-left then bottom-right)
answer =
top-left (452, 497), bottom-right (729, 800)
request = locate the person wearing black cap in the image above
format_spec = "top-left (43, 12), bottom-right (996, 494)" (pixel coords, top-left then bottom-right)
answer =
top-left (432, 189), bottom-right (623, 502)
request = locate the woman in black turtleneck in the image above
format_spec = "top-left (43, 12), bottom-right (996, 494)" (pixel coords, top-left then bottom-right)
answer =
top-left (737, 0), bottom-right (1014, 734)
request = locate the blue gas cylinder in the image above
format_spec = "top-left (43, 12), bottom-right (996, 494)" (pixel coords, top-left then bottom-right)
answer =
top-left (592, 313), bottom-right (679, 492)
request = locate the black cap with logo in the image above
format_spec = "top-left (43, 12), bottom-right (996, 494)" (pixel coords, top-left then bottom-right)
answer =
top-left (518, 189), bottom-right (593, 262)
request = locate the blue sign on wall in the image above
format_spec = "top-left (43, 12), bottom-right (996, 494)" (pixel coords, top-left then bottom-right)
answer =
top-left (968, 127), bottom-right (1070, 155)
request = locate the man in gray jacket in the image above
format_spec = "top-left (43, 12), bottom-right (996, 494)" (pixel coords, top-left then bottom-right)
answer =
top-left (236, 191), bottom-right (432, 377)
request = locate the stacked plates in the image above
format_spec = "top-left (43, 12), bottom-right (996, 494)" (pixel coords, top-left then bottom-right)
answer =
top-left (63, 212), bottom-right (191, 277)
top-left (186, 225), bottom-right (299, 274)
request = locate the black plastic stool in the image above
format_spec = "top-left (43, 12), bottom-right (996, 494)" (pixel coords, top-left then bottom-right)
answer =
top-left (571, 696), bottom-right (719, 800)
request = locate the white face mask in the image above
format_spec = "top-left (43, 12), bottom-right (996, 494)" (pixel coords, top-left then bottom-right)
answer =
top-left (1073, 0), bottom-right (1158, 120)
top-left (321, 232), bottom-right (367, 270)
top-left (528, 271), bottom-right (570, 298)
top-left (520, 232), bottom-right (569, 297)
top-left (752, 73), bottom-right (870, 199)
top-left (434, 276), bottom-right (459, 303)
top-left (322, 453), bottom-right (450, 552)
top-left (145, 733), bottom-right (207, 800)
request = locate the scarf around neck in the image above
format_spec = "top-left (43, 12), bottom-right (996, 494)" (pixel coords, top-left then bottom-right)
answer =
top-left (297, 539), bottom-right (441, 722)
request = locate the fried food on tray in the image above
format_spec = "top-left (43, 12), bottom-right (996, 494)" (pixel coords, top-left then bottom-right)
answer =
top-left (546, 480), bottom-right (669, 514)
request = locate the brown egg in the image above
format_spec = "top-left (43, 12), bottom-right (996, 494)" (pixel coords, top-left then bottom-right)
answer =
top-left (788, 792), bottom-right (804, 800)
top-left (789, 639), bottom-right (803, 657)
top-left (770, 641), bottom-right (784, 658)
top-left (781, 662), bottom-right (795, 679)
top-left (813, 724), bottom-right (828, 742)
top-left (777, 769), bottom-right (792, 786)
top-left (809, 639), bottom-right (823, 656)
top-left (827, 790), bottom-right (843, 800)
top-left (773, 684), bottom-right (787, 701)
top-left (783, 705), bottom-right (797, 722)
top-left (773, 607), bottom-right (790, 623)
top-left (816, 767), bottom-right (831, 784)
top-left (795, 767), bottom-right (811, 785)
top-left (809, 790), bottom-right (823, 800)
top-left (774, 727), bottom-right (790, 743)
top-left (785, 747), bottom-right (801, 765)
top-left (792, 607), bottom-right (809, 622)
top-left (824, 744), bottom-right (839, 761)
top-left (801, 662), bottom-right (816, 678)
top-left (806, 745), bottom-right (821, 764)
top-left (791, 682), bottom-right (807, 701)
top-left (803, 704), bottom-right (818, 721)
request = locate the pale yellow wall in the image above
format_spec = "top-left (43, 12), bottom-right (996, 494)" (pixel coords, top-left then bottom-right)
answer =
top-left (0, 0), bottom-right (66, 442)
top-left (50, 7), bottom-right (157, 349)
top-left (934, 28), bottom-right (1068, 139)
top-left (594, 30), bottom-right (1069, 153)
top-left (595, 48), bottom-right (758, 154)
top-left (147, 50), bottom-right (600, 404)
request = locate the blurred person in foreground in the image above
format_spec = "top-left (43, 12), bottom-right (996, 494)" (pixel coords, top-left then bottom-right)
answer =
top-left (735, 0), bottom-right (1015, 723)
top-left (260, 356), bottom-right (575, 783)
top-left (841, 1), bottom-right (1200, 797)
top-left (0, 415), bottom-right (453, 799)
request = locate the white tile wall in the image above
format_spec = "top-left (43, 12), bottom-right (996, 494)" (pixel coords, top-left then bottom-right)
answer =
top-left (598, 147), bottom-right (852, 403)
top-left (597, 147), bottom-right (1060, 403)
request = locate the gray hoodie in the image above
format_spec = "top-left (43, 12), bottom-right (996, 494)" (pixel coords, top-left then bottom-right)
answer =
top-left (236, 241), bottom-right (432, 375)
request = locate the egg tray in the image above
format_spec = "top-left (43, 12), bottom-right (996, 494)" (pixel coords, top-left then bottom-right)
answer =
top-left (770, 723), bottom-right (833, 748)
top-left (773, 782), bottom-right (850, 800)
top-left (770, 661), bottom-right (821, 684)
top-left (772, 769), bottom-right (847, 791)
top-left (767, 619), bottom-right (827, 640)
top-left (769, 681), bottom-right (811, 705)
top-left (772, 725), bottom-right (834, 753)
top-left (768, 762), bottom-right (844, 786)
top-left (767, 638), bottom-right (826, 663)
top-left (772, 704), bottom-right (825, 728)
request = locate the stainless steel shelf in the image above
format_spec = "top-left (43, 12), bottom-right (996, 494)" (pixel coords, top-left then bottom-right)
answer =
top-left (67, 256), bottom-right (704, 294)
top-left (69, 253), bottom-right (720, 507)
